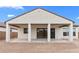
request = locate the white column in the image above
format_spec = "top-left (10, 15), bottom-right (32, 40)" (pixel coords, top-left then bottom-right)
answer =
top-left (69, 23), bottom-right (73, 42)
top-left (28, 23), bottom-right (31, 42)
top-left (6, 23), bottom-right (10, 42)
top-left (47, 24), bottom-right (51, 42)
top-left (76, 27), bottom-right (78, 39)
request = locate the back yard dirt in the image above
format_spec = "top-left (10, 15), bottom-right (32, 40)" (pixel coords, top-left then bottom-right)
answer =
top-left (0, 40), bottom-right (79, 53)
top-left (0, 32), bottom-right (79, 53)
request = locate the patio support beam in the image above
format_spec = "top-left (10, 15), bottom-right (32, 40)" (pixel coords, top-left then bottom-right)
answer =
top-left (28, 23), bottom-right (31, 42)
top-left (69, 23), bottom-right (73, 42)
top-left (47, 24), bottom-right (51, 42)
top-left (6, 23), bottom-right (10, 42)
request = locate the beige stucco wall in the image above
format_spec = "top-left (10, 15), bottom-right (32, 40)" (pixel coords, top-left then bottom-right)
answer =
top-left (17, 25), bottom-right (28, 39)
top-left (31, 25), bottom-right (47, 39)
top-left (17, 25), bottom-right (48, 39)
top-left (7, 9), bottom-right (72, 24)
top-left (55, 28), bottom-right (63, 39)
top-left (62, 27), bottom-right (78, 39)
top-left (17, 24), bottom-right (79, 40)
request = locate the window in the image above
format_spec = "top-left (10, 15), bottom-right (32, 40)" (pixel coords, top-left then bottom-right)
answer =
top-left (73, 32), bottom-right (76, 36)
top-left (24, 28), bottom-right (28, 34)
top-left (63, 32), bottom-right (76, 36)
top-left (63, 32), bottom-right (69, 36)
top-left (10, 29), bottom-right (12, 32)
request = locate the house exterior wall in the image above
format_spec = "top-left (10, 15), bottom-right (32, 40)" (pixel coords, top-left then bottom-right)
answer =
top-left (17, 25), bottom-right (79, 40)
top-left (17, 25), bottom-right (28, 39)
top-left (62, 27), bottom-right (79, 39)
top-left (17, 25), bottom-right (47, 39)
top-left (55, 28), bottom-right (63, 39)
top-left (31, 25), bottom-right (47, 39)
top-left (18, 28), bottom-right (28, 39)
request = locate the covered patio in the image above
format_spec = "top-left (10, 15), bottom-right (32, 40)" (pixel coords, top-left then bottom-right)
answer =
top-left (6, 23), bottom-right (74, 43)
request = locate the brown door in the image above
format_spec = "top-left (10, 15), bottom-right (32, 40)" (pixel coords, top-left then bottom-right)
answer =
top-left (37, 28), bottom-right (47, 39)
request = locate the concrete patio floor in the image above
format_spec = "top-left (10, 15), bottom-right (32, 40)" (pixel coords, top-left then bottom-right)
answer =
top-left (0, 39), bottom-right (79, 53)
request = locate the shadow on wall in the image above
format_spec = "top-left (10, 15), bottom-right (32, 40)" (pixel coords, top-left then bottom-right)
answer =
top-left (0, 32), bottom-right (17, 40)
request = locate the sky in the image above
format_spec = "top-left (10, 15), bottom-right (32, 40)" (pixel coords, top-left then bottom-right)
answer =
top-left (0, 6), bottom-right (79, 25)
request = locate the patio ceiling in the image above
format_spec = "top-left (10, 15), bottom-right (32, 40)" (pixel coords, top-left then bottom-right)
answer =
top-left (9, 24), bottom-right (69, 28)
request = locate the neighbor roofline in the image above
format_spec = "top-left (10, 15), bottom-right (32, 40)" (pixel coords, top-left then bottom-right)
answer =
top-left (0, 26), bottom-right (6, 28)
top-left (4, 8), bottom-right (75, 23)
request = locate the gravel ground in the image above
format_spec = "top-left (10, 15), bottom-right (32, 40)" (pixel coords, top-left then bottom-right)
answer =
top-left (0, 40), bottom-right (79, 53)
